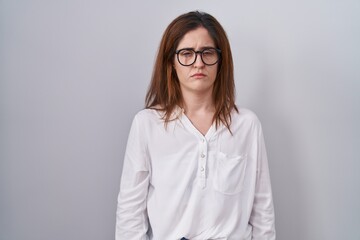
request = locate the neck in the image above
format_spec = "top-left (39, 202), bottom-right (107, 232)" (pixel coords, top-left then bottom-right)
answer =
top-left (181, 90), bottom-right (215, 115)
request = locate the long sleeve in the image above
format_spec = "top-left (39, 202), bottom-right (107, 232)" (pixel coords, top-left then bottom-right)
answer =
top-left (116, 115), bottom-right (151, 240)
top-left (249, 123), bottom-right (276, 240)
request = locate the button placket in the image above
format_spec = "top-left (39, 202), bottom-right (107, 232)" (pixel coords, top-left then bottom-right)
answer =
top-left (198, 137), bottom-right (208, 188)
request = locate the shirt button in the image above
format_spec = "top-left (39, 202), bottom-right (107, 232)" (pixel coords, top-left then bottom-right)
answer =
top-left (200, 167), bottom-right (205, 171)
top-left (200, 153), bottom-right (205, 158)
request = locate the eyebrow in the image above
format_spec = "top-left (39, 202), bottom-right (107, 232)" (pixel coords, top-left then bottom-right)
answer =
top-left (177, 46), bottom-right (216, 51)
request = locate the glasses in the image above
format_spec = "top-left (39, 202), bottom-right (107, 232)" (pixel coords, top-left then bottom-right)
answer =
top-left (175, 47), bottom-right (221, 66)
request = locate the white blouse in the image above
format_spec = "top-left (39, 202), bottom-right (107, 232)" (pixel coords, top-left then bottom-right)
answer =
top-left (116, 107), bottom-right (275, 240)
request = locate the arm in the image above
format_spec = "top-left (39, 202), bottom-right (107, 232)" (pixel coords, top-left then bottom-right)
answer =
top-left (249, 124), bottom-right (276, 240)
top-left (116, 115), bottom-right (150, 240)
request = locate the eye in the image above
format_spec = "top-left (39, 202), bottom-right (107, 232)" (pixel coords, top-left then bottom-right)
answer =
top-left (179, 50), bottom-right (194, 58)
top-left (202, 49), bottom-right (216, 56)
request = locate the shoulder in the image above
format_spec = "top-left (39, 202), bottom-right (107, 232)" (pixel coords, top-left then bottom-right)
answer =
top-left (233, 107), bottom-right (261, 124)
top-left (132, 108), bottom-right (164, 125)
top-left (230, 107), bottom-right (263, 132)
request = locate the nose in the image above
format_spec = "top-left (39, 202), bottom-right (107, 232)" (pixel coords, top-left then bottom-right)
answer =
top-left (193, 53), bottom-right (205, 68)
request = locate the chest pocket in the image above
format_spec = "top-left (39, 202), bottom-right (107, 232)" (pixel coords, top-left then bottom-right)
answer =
top-left (213, 152), bottom-right (247, 195)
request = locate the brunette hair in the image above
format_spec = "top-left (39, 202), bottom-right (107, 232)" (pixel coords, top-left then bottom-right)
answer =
top-left (145, 11), bottom-right (238, 131)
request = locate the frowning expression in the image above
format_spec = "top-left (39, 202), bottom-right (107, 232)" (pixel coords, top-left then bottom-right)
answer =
top-left (173, 27), bottom-right (219, 95)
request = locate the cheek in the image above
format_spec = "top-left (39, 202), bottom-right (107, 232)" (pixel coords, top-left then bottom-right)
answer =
top-left (174, 65), bottom-right (189, 80)
top-left (209, 66), bottom-right (218, 81)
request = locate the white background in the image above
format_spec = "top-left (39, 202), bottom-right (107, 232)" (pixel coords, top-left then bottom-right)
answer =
top-left (1, 0), bottom-right (359, 239)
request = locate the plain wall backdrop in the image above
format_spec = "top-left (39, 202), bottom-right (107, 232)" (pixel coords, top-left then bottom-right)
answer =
top-left (1, 0), bottom-right (359, 239)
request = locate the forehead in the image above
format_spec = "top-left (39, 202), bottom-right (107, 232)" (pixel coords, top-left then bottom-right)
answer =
top-left (177, 27), bottom-right (215, 49)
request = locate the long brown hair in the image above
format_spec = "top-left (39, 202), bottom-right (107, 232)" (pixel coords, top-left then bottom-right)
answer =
top-left (145, 11), bottom-right (238, 131)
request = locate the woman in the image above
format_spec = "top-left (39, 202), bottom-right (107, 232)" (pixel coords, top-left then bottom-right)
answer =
top-left (116, 11), bottom-right (275, 240)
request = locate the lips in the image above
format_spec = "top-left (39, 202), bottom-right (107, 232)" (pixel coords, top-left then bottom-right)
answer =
top-left (191, 73), bottom-right (206, 78)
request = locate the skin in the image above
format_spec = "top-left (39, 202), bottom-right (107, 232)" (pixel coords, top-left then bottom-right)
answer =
top-left (173, 27), bottom-right (219, 135)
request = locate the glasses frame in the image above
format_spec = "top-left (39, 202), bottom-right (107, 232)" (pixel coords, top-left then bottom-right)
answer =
top-left (175, 47), bottom-right (222, 66)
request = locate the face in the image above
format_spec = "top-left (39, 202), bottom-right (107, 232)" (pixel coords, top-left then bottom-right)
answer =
top-left (173, 27), bottom-right (218, 96)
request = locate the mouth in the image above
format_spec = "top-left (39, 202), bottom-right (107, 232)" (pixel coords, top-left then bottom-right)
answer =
top-left (191, 73), bottom-right (206, 78)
